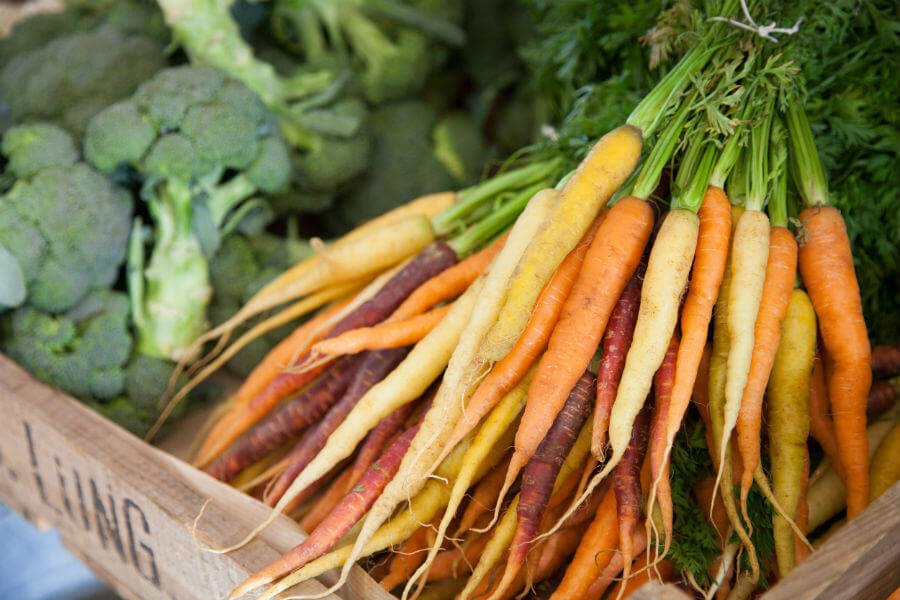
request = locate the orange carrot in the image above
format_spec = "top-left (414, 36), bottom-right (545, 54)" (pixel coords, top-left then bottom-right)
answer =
top-left (457, 456), bottom-right (511, 535)
top-left (380, 526), bottom-right (432, 591)
top-left (593, 268), bottom-right (643, 458)
top-left (551, 486), bottom-right (619, 598)
top-left (426, 534), bottom-right (490, 583)
top-left (390, 234), bottom-right (506, 322)
top-left (809, 353), bottom-right (842, 477)
top-left (799, 206), bottom-right (871, 517)
top-left (646, 334), bottom-right (678, 555)
top-left (736, 226), bottom-right (797, 514)
top-left (646, 186), bottom-right (730, 548)
top-left (193, 299), bottom-right (351, 467)
top-left (607, 556), bottom-right (675, 599)
top-left (310, 304), bottom-right (452, 358)
top-left (506, 196), bottom-right (654, 505)
top-left (441, 218), bottom-right (601, 463)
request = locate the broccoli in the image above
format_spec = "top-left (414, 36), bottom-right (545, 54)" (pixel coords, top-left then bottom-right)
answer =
top-left (0, 4), bottom-right (168, 138)
top-left (208, 228), bottom-right (313, 376)
top-left (155, 0), bottom-right (464, 210)
top-left (324, 100), bottom-right (485, 232)
top-left (0, 123), bottom-right (132, 313)
top-left (83, 66), bottom-right (292, 361)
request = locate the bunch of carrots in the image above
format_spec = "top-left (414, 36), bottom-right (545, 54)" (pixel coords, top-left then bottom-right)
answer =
top-left (155, 2), bottom-right (900, 598)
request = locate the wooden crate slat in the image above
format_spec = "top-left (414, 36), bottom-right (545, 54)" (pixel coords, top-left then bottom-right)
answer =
top-left (0, 354), bottom-right (394, 600)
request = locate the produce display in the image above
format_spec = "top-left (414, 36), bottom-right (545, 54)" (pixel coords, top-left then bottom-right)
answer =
top-left (0, 0), bottom-right (898, 599)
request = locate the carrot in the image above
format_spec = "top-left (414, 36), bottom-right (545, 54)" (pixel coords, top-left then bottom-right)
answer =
top-left (390, 234), bottom-right (505, 322)
top-left (593, 269), bottom-right (643, 458)
top-left (344, 401), bottom-right (419, 491)
top-left (381, 526), bottom-right (433, 592)
top-left (614, 401), bottom-right (651, 587)
top-left (789, 103), bottom-right (872, 518)
top-left (297, 469), bottom-right (354, 532)
top-left (503, 195), bottom-right (653, 506)
top-left (264, 348), bottom-right (410, 505)
top-left (872, 344), bottom-right (900, 379)
top-left (550, 485), bottom-right (618, 599)
top-left (737, 227), bottom-right (798, 517)
top-left (607, 556), bottom-right (674, 600)
top-left (440, 216), bottom-right (602, 466)
top-left (767, 289), bottom-right (816, 578)
top-left (425, 534), bottom-right (490, 583)
top-left (489, 371), bottom-right (596, 600)
top-left (336, 190), bottom-right (561, 598)
top-left (405, 375), bottom-right (529, 599)
top-left (310, 305), bottom-right (451, 358)
top-left (809, 353), bottom-right (842, 477)
top-left (646, 334), bottom-right (678, 555)
top-left (459, 424), bottom-right (593, 600)
top-left (235, 242), bottom-right (456, 438)
top-left (481, 125), bottom-right (643, 362)
top-left (191, 297), bottom-right (354, 466)
top-left (582, 528), bottom-right (645, 600)
top-left (457, 457), bottom-right (511, 536)
top-left (794, 450), bottom-right (811, 567)
top-left (232, 421), bottom-right (420, 598)
top-left (204, 355), bottom-right (364, 482)
top-left (807, 417), bottom-right (897, 532)
top-left (647, 184), bottom-right (731, 549)
top-left (258, 435), bottom-right (481, 600)
top-left (869, 422), bottom-right (900, 501)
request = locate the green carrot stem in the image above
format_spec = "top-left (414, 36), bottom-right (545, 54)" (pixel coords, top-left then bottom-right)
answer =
top-left (746, 96), bottom-right (774, 212)
top-left (671, 142), bottom-right (717, 213)
top-left (767, 117), bottom-right (789, 228)
top-left (785, 103), bottom-right (829, 208)
top-left (448, 182), bottom-right (546, 257)
top-left (432, 161), bottom-right (557, 235)
top-left (631, 101), bottom-right (693, 200)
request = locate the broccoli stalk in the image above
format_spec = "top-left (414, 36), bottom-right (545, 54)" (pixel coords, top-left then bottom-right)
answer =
top-left (85, 66), bottom-right (292, 360)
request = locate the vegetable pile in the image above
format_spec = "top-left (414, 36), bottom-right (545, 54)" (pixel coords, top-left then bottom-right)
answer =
top-left (152, 1), bottom-right (899, 598)
top-left (0, 0), bottom-right (898, 597)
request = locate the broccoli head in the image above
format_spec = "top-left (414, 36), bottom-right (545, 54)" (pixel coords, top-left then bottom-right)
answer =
top-left (0, 23), bottom-right (167, 137)
top-left (0, 123), bottom-right (132, 313)
top-left (84, 66), bottom-right (293, 360)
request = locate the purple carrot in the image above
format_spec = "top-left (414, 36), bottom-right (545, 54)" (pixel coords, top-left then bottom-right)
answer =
top-left (230, 421), bottom-right (421, 599)
top-left (613, 402), bottom-right (651, 582)
top-left (264, 347), bottom-right (410, 505)
top-left (493, 369), bottom-right (596, 598)
top-left (241, 242), bottom-right (457, 427)
top-left (205, 355), bottom-right (364, 482)
top-left (592, 267), bottom-right (643, 459)
top-left (346, 401), bottom-right (417, 489)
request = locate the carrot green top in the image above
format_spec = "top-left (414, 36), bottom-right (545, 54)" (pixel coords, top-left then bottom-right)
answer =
top-left (670, 138), bottom-right (717, 213)
top-left (745, 95), bottom-right (775, 213)
top-left (630, 101), bottom-right (693, 202)
top-left (786, 102), bottom-right (829, 208)
top-left (767, 117), bottom-right (789, 228)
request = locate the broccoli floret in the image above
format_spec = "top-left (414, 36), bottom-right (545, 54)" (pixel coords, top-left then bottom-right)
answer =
top-left (0, 11), bottom-right (95, 68)
top-left (84, 66), bottom-right (292, 360)
top-left (0, 24), bottom-right (167, 137)
top-left (0, 124), bottom-right (132, 313)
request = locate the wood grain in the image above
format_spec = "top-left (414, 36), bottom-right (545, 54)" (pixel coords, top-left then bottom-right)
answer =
top-left (0, 354), bottom-right (395, 600)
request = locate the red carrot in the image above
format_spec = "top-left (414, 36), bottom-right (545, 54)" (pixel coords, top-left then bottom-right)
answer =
top-left (646, 334), bottom-right (679, 555)
top-left (231, 422), bottom-right (420, 598)
top-left (219, 242), bottom-right (457, 457)
top-left (868, 379), bottom-right (899, 420)
top-left (204, 355), bottom-right (363, 482)
top-left (614, 402), bottom-right (651, 585)
top-left (265, 348), bottom-right (410, 505)
top-left (345, 401), bottom-right (417, 489)
top-left (491, 371), bottom-right (596, 598)
top-left (593, 269), bottom-right (643, 458)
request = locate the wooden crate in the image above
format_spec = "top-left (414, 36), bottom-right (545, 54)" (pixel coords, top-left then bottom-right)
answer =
top-left (1, 353), bottom-right (898, 599)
